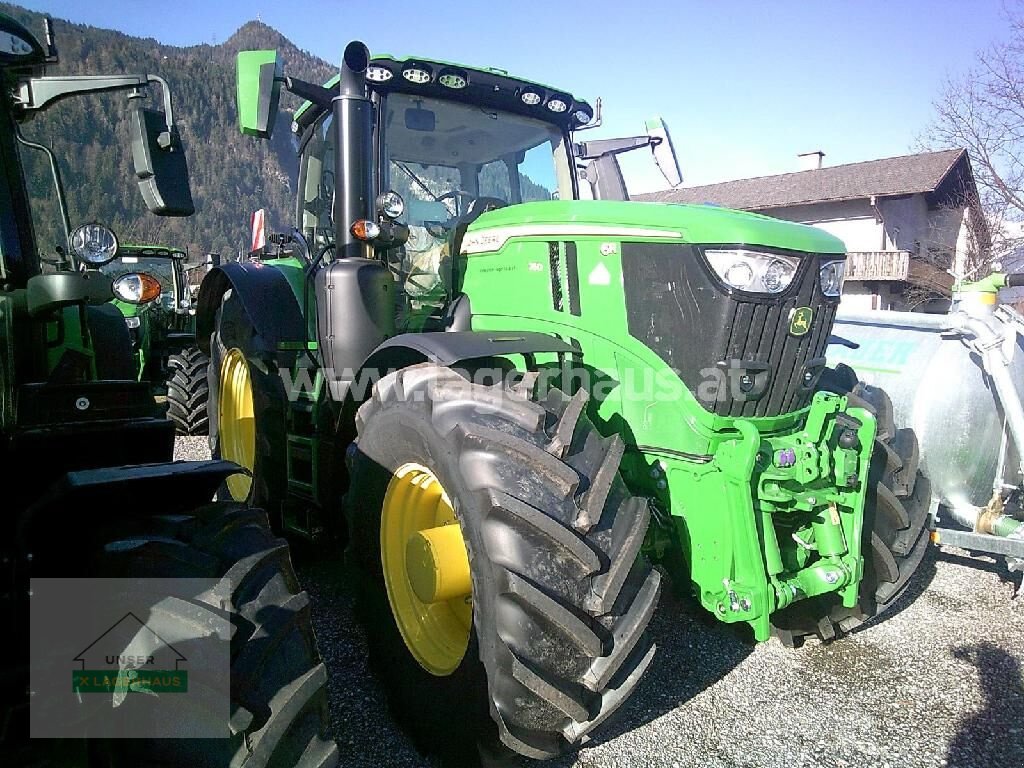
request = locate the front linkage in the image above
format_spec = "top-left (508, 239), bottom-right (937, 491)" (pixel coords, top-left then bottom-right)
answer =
top-left (638, 392), bottom-right (875, 641)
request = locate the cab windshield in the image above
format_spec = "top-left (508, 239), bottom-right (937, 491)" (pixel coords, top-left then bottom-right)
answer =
top-left (296, 90), bottom-right (575, 329)
top-left (384, 92), bottom-right (567, 205)
top-left (386, 94), bottom-right (572, 322)
top-left (298, 93), bottom-right (571, 246)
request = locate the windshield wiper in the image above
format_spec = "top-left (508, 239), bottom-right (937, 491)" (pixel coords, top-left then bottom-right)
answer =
top-left (394, 161), bottom-right (444, 203)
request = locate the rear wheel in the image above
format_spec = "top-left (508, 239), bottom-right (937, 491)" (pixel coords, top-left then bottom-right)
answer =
top-left (167, 345), bottom-right (210, 435)
top-left (771, 364), bottom-right (933, 645)
top-left (346, 364), bottom-right (661, 763)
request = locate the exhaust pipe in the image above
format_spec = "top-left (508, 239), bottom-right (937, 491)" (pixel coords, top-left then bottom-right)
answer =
top-left (332, 41), bottom-right (373, 260)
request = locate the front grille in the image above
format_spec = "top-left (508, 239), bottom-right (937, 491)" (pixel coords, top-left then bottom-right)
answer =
top-left (622, 242), bottom-right (841, 418)
top-left (718, 295), bottom-right (836, 417)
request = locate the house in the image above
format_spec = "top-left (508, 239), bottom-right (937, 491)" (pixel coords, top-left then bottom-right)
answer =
top-left (638, 149), bottom-right (991, 311)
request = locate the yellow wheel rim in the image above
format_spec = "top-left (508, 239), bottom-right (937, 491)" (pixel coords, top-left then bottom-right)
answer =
top-left (218, 348), bottom-right (255, 501)
top-left (381, 463), bottom-right (472, 676)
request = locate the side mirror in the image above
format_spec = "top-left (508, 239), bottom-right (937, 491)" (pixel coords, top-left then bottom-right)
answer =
top-left (237, 49), bottom-right (283, 139)
top-left (206, 252), bottom-right (222, 269)
top-left (130, 106), bottom-right (195, 216)
top-left (646, 117), bottom-right (683, 188)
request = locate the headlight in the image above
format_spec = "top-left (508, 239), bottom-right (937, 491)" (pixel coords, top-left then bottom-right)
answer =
top-left (705, 249), bottom-right (799, 294)
top-left (112, 272), bottom-right (162, 304)
top-left (819, 260), bottom-right (846, 297)
top-left (377, 190), bottom-right (405, 219)
top-left (366, 65), bottom-right (393, 82)
top-left (438, 68), bottom-right (468, 89)
top-left (401, 65), bottom-right (432, 84)
top-left (70, 223), bottom-right (118, 265)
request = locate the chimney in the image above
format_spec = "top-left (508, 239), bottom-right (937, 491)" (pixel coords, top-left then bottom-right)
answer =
top-left (797, 150), bottom-right (825, 171)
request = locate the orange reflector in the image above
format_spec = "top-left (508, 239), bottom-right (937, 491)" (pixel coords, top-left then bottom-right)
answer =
top-left (351, 219), bottom-right (380, 241)
top-left (138, 273), bottom-right (162, 303)
top-left (930, 531), bottom-right (941, 544)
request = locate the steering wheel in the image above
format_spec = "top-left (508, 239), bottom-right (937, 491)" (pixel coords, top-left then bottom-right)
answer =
top-left (436, 189), bottom-right (476, 204)
top-left (458, 196), bottom-right (508, 223)
top-left (435, 189), bottom-right (476, 219)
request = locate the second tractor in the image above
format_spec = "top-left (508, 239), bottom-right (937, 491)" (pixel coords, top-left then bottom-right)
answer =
top-left (100, 242), bottom-right (211, 434)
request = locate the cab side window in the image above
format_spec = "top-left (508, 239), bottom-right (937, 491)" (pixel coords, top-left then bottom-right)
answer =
top-left (298, 114), bottom-right (336, 248)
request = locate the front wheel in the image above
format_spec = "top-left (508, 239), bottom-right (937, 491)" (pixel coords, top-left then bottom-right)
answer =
top-left (207, 290), bottom-right (288, 514)
top-left (99, 502), bottom-right (338, 767)
top-left (771, 364), bottom-right (933, 645)
top-left (346, 364), bottom-right (661, 763)
top-left (166, 345), bottom-right (210, 436)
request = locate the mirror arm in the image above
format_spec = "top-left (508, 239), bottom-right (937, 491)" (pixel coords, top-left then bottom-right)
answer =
top-left (283, 76), bottom-right (335, 109)
top-left (16, 72), bottom-right (178, 134)
top-left (145, 74), bottom-right (176, 135)
top-left (19, 74), bottom-right (145, 111)
top-left (575, 135), bottom-right (652, 161)
top-left (13, 125), bottom-right (72, 268)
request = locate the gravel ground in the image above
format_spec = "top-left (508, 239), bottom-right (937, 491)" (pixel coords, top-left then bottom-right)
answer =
top-left (172, 435), bottom-right (212, 462)
top-left (173, 437), bottom-right (1024, 768)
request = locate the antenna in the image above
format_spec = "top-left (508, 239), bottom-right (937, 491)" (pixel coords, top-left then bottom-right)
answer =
top-left (43, 16), bottom-right (58, 63)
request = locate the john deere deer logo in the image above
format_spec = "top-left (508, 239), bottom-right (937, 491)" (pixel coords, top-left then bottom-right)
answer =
top-left (789, 307), bottom-right (813, 336)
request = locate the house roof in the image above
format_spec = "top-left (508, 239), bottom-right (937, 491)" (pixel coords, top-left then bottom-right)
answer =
top-left (637, 148), bottom-right (968, 210)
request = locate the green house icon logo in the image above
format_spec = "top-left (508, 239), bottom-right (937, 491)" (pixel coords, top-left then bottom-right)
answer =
top-left (72, 612), bottom-right (188, 696)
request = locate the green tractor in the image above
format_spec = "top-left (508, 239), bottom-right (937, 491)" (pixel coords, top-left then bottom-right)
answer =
top-left (100, 243), bottom-right (211, 434)
top-left (204, 42), bottom-right (931, 763)
top-left (0, 13), bottom-right (335, 766)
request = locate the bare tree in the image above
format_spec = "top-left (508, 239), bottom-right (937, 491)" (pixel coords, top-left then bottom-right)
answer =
top-left (921, 2), bottom-right (1024, 275)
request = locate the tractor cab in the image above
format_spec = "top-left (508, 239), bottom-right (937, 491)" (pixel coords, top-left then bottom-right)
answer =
top-left (242, 49), bottom-right (593, 330)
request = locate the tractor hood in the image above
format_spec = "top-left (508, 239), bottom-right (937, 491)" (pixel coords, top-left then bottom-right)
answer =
top-left (464, 200), bottom-right (846, 255)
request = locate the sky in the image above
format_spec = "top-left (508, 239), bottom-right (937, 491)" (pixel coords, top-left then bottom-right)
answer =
top-left (14, 0), bottom-right (1014, 193)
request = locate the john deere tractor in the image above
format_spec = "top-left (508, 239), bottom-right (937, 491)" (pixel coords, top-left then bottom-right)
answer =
top-left (0, 14), bottom-right (334, 766)
top-left (204, 42), bottom-right (931, 763)
top-left (100, 243), bottom-right (210, 434)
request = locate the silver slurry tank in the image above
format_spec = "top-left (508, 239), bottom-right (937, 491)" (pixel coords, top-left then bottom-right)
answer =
top-left (828, 304), bottom-right (1024, 511)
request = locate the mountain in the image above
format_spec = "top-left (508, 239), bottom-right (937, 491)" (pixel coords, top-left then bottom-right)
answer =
top-left (1, 3), bottom-right (335, 260)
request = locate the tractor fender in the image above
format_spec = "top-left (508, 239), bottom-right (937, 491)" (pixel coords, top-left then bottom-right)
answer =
top-left (366, 330), bottom-right (575, 368)
top-left (21, 460), bottom-right (243, 546)
top-left (351, 330), bottom-right (576, 401)
top-left (195, 262), bottom-right (305, 356)
top-left (28, 460), bottom-right (240, 514)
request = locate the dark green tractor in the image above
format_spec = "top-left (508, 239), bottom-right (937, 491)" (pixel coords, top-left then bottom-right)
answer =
top-left (101, 243), bottom-right (211, 434)
top-left (205, 42), bottom-right (931, 764)
top-left (0, 14), bottom-right (335, 766)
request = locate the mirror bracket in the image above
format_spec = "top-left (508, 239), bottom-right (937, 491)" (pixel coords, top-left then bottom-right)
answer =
top-left (16, 73), bottom-right (176, 131)
top-left (575, 135), bottom-right (652, 160)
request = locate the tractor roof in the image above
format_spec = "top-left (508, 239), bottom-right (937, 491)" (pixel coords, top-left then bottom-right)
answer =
top-left (292, 54), bottom-right (592, 136)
